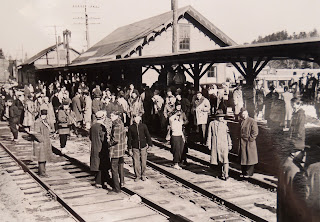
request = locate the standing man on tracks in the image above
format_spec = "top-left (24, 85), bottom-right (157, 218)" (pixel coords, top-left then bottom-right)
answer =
top-left (207, 109), bottom-right (232, 181)
top-left (239, 107), bottom-right (259, 178)
top-left (89, 110), bottom-right (111, 189)
top-left (32, 109), bottom-right (53, 177)
top-left (127, 114), bottom-right (152, 182)
top-left (109, 111), bottom-right (126, 194)
top-left (7, 98), bottom-right (20, 142)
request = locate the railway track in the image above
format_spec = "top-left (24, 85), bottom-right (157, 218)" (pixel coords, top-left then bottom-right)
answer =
top-left (0, 125), bottom-right (184, 222)
top-left (151, 137), bottom-right (278, 191)
top-left (0, 122), bottom-right (277, 221)
top-left (72, 127), bottom-right (276, 221)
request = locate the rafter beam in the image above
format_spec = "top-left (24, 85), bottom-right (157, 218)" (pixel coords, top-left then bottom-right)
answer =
top-left (231, 61), bottom-right (246, 77)
top-left (181, 64), bottom-right (194, 78)
top-left (253, 57), bottom-right (263, 71)
top-left (199, 62), bottom-right (214, 79)
top-left (151, 65), bottom-right (161, 75)
top-left (254, 57), bottom-right (271, 78)
top-left (142, 66), bottom-right (151, 75)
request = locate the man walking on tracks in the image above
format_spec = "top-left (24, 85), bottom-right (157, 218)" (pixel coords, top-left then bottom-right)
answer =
top-left (127, 114), bottom-right (152, 182)
top-left (32, 109), bottom-right (53, 177)
top-left (89, 111), bottom-right (111, 189)
top-left (239, 107), bottom-right (259, 178)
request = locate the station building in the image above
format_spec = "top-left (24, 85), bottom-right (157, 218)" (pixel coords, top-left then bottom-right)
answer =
top-left (66, 5), bottom-right (237, 88)
top-left (17, 43), bottom-right (80, 85)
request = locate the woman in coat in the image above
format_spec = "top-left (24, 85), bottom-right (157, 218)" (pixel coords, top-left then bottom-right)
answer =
top-left (23, 95), bottom-right (35, 132)
top-left (192, 91), bottom-right (211, 144)
top-left (32, 109), bottom-right (53, 177)
top-left (89, 111), bottom-right (111, 189)
top-left (239, 107), bottom-right (259, 177)
top-left (207, 109), bottom-right (232, 180)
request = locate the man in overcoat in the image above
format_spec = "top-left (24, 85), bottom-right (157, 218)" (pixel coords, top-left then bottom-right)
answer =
top-left (32, 110), bottom-right (53, 177)
top-left (8, 99), bottom-right (20, 142)
top-left (207, 109), bottom-right (232, 180)
top-left (89, 111), bottom-right (111, 189)
top-left (239, 107), bottom-right (259, 177)
top-left (72, 92), bottom-right (83, 126)
top-left (109, 111), bottom-right (126, 194)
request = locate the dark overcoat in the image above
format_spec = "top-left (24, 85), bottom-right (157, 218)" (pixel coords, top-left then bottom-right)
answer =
top-left (72, 96), bottom-right (83, 122)
top-left (32, 118), bottom-right (53, 162)
top-left (89, 122), bottom-right (110, 171)
top-left (239, 117), bottom-right (259, 165)
top-left (289, 109), bottom-right (306, 151)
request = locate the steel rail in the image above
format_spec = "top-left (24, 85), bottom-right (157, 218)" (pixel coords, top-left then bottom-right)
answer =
top-left (152, 138), bottom-right (277, 191)
top-left (146, 159), bottom-right (268, 222)
top-left (51, 145), bottom-right (192, 222)
top-left (0, 142), bottom-right (85, 222)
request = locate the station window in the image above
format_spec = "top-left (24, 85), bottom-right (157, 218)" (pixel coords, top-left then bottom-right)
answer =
top-left (179, 25), bottom-right (190, 51)
top-left (207, 66), bottom-right (217, 78)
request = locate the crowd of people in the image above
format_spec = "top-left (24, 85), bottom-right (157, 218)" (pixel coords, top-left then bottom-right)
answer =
top-left (0, 71), bottom-right (313, 191)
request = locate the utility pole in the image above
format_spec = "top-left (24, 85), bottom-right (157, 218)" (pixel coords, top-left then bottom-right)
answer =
top-left (63, 29), bottom-right (71, 65)
top-left (54, 25), bottom-right (60, 65)
top-left (73, 1), bottom-right (100, 50)
top-left (171, 0), bottom-right (178, 53)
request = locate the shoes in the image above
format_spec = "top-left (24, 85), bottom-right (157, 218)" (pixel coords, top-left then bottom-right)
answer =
top-left (121, 182), bottom-right (125, 187)
top-left (173, 164), bottom-right (182, 170)
top-left (108, 190), bottom-right (121, 195)
top-left (134, 178), bottom-right (140, 182)
top-left (141, 176), bottom-right (147, 181)
top-left (60, 148), bottom-right (67, 154)
top-left (95, 184), bottom-right (102, 189)
top-left (221, 176), bottom-right (229, 181)
top-left (39, 173), bottom-right (49, 178)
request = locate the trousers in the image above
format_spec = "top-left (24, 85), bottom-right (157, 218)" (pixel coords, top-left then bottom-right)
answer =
top-left (9, 121), bottom-right (18, 139)
top-left (111, 157), bottom-right (124, 192)
top-left (59, 134), bottom-right (67, 148)
top-left (132, 147), bottom-right (147, 179)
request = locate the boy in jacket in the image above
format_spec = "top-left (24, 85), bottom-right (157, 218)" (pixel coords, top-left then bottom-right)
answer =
top-left (127, 115), bottom-right (152, 181)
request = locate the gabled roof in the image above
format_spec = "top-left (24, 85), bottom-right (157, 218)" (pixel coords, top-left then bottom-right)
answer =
top-left (21, 43), bottom-right (80, 66)
top-left (72, 5), bottom-right (236, 65)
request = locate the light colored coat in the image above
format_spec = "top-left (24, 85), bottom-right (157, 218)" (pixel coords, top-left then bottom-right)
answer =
top-left (207, 120), bottom-right (232, 165)
top-left (233, 89), bottom-right (244, 115)
top-left (23, 99), bottom-right (35, 127)
top-left (84, 95), bottom-right (92, 123)
top-left (193, 97), bottom-right (210, 125)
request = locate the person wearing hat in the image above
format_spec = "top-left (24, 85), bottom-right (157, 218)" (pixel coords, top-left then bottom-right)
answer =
top-left (57, 100), bottom-right (75, 154)
top-left (92, 93), bottom-right (103, 122)
top-left (239, 107), bottom-right (259, 178)
top-left (207, 109), bottom-right (232, 180)
top-left (7, 98), bottom-right (20, 142)
top-left (89, 110), bottom-right (112, 189)
top-left (32, 109), bottom-right (53, 177)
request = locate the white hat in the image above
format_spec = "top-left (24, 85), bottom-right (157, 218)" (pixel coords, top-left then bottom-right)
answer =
top-left (96, 111), bottom-right (106, 120)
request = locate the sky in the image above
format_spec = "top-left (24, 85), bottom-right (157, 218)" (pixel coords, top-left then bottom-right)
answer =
top-left (1, 0), bottom-right (320, 60)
